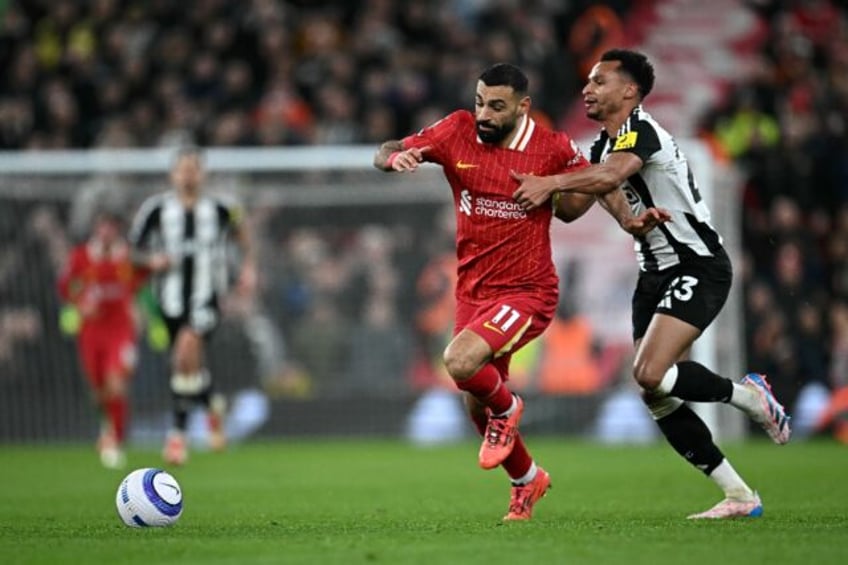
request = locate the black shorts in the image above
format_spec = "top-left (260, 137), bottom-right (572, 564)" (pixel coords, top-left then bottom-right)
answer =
top-left (631, 248), bottom-right (732, 341)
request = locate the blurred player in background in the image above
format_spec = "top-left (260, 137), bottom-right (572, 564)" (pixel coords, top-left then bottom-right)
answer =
top-left (58, 211), bottom-right (146, 469)
top-left (374, 63), bottom-right (664, 521)
top-left (512, 49), bottom-right (791, 519)
top-left (129, 146), bottom-right (256, 466)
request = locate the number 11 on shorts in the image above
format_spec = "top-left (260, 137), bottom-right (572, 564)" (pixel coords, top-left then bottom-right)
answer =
top-left (486, 304), bottom-right (520, 334)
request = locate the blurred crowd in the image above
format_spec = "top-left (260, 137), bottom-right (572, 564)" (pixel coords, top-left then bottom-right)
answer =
top-left (3, 0), bottom-right (848, 441)
top-left (700, 0), bottom-right (848, 437)
top-left (0, 0), bottom-right (628, 149)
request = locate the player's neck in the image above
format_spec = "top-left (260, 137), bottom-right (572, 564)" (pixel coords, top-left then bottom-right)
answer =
top-left (176, 187), bottom-right (200, 208)
top-left (89, 238), bottom-right (124, 257)
top-left (602, 104), bottom-right (637, 137)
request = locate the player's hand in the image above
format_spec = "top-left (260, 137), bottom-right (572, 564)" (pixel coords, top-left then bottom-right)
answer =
top-left (147, 252), bottom-right (171, 273)
top-left (621, 207), bottom-right (672, 236)
top-left (389, 146), bottom-right (430, 172)
top-left (511, 170), bottom-right (557, 211)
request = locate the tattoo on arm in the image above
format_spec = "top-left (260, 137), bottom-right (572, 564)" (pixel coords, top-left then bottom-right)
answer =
top-left (374, 140), bottom-right (404, 170)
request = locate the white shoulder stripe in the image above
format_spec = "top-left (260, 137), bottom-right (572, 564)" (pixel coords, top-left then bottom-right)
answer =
top-left (516, 118), bottom-right (535, 152)
top-left (508, 114), bottom-right (526, 150)
top-left (508, 115), bottom-right (532, 151)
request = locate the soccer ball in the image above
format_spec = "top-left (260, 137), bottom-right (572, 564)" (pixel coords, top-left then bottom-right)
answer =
top-left (115, 468), bottom-right (183, 527)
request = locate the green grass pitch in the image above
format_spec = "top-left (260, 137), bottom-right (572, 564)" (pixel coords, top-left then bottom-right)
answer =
top-left (1, 439), bottom-right (846, 564)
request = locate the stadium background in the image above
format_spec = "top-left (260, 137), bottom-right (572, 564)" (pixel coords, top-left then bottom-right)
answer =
top-left (0, 0), bottom-right (846, 446)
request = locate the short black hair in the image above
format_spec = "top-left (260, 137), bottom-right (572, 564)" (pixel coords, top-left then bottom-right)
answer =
top-left (600, 49), bottom-right (655, 99)
top-left (478, 63), bottom-right (529, 96)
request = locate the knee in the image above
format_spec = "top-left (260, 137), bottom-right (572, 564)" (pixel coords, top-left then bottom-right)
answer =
top-left (172, 353), bottom-right (189, 374)
top-left (443, 345), bottom-right (478, 382)
top-left (632, 356), bottom-right (666, 391)
top-left (641, 389), bottom-right (683, 420)
top-left (173, 346), bottom-right (199, 373)
top-left (104, 375), bottom-right (127, 398)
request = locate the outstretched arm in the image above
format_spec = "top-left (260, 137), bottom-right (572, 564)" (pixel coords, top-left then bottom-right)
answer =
top-left (597, 189), bottom-right (672, 236)
top-left (128, 205), bottom-right (170, 274)
top-left (513, 152), bottom-right (644, 210)
top-left (374, 140), bottom-right (430, 172)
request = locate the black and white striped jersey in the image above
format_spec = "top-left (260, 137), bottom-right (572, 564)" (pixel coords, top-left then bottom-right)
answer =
top-left (589, 105), bottom-right (724, 272)
top-left (129, 191), bottom-right (242, 326)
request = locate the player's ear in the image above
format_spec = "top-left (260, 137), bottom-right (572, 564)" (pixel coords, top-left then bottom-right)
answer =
top-left (624, 82), bottom-right (639, 101)
top-left (518, 95), bottom-right (531, 115)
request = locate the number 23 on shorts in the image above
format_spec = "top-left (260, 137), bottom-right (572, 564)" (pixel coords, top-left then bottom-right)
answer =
top-left (658, 275), bottom-right (699, 309)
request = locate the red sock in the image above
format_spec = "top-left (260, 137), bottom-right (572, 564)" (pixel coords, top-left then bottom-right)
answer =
top-left (455, 363), bottom-right (514, 414)
top-left (107, 396), bottom-right (128, 443)
top-left (502, 434), bottom-right (533, 480)
top-left (470, 406), bottom-right (488, 436)
top-left (468, 403), bottom-right (533, 480)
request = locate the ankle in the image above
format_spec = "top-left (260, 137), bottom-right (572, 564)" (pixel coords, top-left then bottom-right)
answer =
top-left (729, 382), bottom-right (757, 411)
top-left (492, 394), bottom-right (517, 418)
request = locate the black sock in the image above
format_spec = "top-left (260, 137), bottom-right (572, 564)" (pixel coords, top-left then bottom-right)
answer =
top-left (174, 406), bottom-right (188, 432)
top-left (173, 393), bottom-right (190, 431)
top-left (173, 385), bottom-right (213, 431)
top-left (197, 389), bottom-right (211, 410)
top-left (669, 360), bottom-right (733, 403)
top-left (655, 403), bottom-right (725, 475)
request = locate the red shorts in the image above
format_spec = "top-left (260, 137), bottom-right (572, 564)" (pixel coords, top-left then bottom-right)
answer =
top-left (78, 325), bottom-right (137, 388)
top-left (454, 295), bottom-right (555, 380)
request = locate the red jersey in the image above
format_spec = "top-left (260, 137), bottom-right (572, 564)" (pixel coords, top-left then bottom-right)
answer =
top-left (57, 241), bottom-right (144, 331)
top-left (402, 110), bottom-right (589, 302)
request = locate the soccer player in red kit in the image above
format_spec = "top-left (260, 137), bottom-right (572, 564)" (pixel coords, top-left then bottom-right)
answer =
top-left (58, 212), bottom-right (146, 469)
top-left (374, 63), bottom-right (599, 520)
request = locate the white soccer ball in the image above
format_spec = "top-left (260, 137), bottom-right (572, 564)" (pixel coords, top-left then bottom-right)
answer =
top-left (115, 468), bottom-right (183, 527)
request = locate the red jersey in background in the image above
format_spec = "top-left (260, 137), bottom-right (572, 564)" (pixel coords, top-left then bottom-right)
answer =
top-left (58, 241), bottom-right (143, 331)
top-left (58, 241), bottom-right (145, 385)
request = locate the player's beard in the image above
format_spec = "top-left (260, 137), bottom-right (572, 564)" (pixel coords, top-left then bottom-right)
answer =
top-left (585, 104), bottom-right (603, 121)
top-left (476, 119), bottom-right (515, 144)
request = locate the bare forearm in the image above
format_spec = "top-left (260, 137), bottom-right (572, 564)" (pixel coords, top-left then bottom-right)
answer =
top-left (373, 140), bottom-right (404, 171)
top-left (597, 189), bottom-right (633, 227)
top-left (597, 190), bottom-right (671, 236)
top-left (552, 165), bottom-right (622, 195)
top-left (553, 192), bottom-right (596, 223)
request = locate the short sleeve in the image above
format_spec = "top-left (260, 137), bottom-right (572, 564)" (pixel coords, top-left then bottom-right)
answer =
top-left (215, 196), bottom-right (243, 229)
top-left (560, 133), bottom-right (590, 172)
top-left (128, 195), bottom-right (161, 248)
top-left (610, 120), bottom-right (661, 162)
top-left (401, 111), bottom-right (465, 166)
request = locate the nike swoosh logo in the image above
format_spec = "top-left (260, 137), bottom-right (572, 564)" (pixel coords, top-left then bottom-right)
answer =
top-left (482, 321), bottom-right (504, 335)
top-left (456, 161), bottom-right (478, 169)
top-left (161, 482), bottom-right (181, 496)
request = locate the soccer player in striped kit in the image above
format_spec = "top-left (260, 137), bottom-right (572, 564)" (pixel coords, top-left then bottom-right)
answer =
top-left (129, 147), bottom-right (256, 465)
top-left (513, 49), bottom-right (791, 519)
top-left (375, 63), bottom-right (664, 520)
